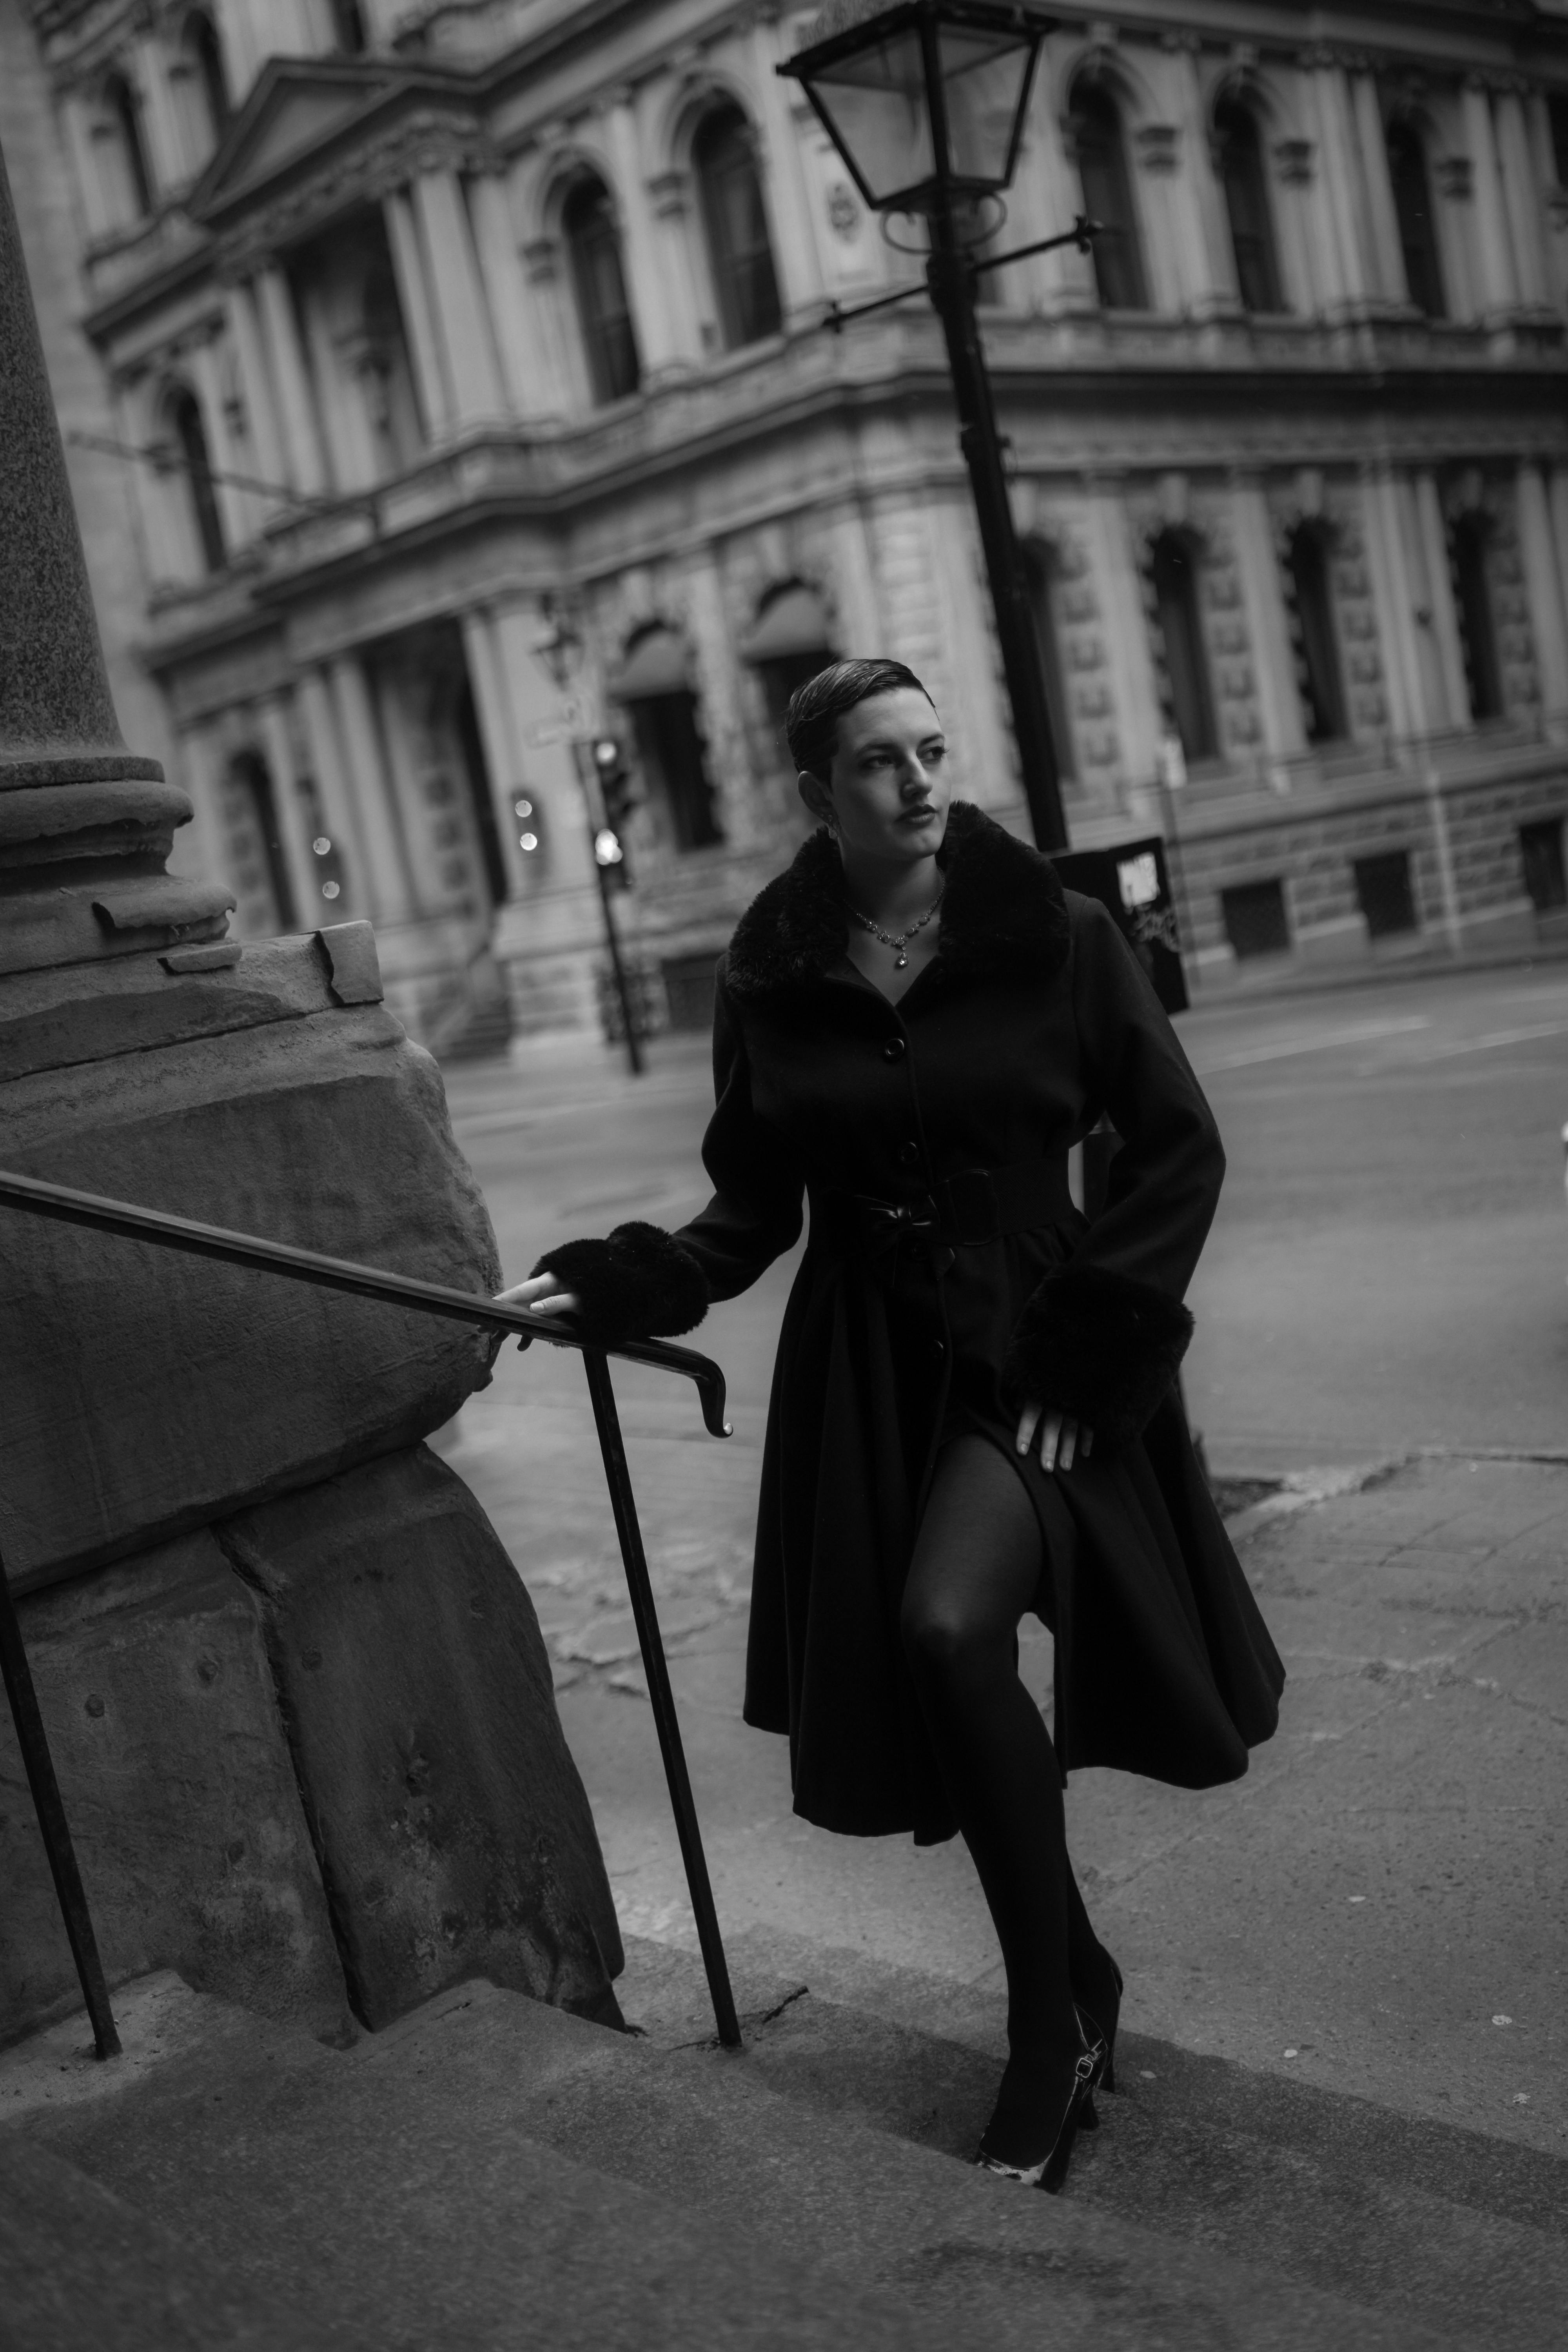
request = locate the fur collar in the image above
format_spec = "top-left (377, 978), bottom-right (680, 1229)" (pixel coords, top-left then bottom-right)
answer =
top-left (724, 800), bottom-right (1070, 1004)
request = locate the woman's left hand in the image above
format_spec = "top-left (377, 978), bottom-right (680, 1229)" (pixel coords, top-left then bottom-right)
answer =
top-left (1016, 1403), bottom-right (1093, 1472)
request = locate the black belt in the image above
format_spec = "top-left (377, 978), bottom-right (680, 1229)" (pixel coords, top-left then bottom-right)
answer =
top-left (814, 1161), bottom-right (1076, 1255)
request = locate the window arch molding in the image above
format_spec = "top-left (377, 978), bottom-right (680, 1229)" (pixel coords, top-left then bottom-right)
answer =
top-left (1059, 62), bottom-right (1152, 312)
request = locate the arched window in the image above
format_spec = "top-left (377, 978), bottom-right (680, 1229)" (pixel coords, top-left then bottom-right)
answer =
top-left (1021, 543), bottom-right (1077, 782)
top-left (167, 386), bottom-right (225, 573)
top-left (1449, 512), bottom-right (1504, 721)
top-left (1147, 530), bottom-right (1218, 762)
top-left (1386, 120), bottom-right (1445, 319)
top-left (1214, 99), bottom-right (1283, 314)
top-left (223, 752), bottom-right (297, 934)
top-left (1068, 83), bottom-right (1147, 310)
top-left (1284, 524), bottom-right (1348, 743)
top-left (612, 626), bottom-right (723, 850)
top-left (563, 176), bottom-right (641, 405)
top-left (101, 69), bottom-right (154, 221)
top-left (693, 104), bottom-right (782, 350)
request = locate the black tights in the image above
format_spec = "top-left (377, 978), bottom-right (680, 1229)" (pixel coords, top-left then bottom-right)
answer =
top-left (901, 1435), bottom-right (1107, 2065)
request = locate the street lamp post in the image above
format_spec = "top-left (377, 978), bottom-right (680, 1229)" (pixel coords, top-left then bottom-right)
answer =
top-left (780, 0), bottom-right (1071, 852)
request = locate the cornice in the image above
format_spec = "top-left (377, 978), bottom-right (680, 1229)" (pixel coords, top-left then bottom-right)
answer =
top-left (209, 106), bottom-right (501, 274)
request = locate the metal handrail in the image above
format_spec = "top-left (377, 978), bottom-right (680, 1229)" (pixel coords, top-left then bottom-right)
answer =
top-left (0, 1168), bottom-right (741, 2058)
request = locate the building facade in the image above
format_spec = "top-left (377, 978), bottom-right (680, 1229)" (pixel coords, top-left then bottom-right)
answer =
top-left (14, 0), bottom-right (1568, 1045)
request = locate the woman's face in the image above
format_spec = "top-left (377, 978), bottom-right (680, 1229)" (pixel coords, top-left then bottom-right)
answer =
top-left (798, 689), bottom-right (950, 864)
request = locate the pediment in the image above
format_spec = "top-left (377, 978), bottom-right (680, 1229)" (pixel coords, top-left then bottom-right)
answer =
top-left (192, 59), bottom-right (403, 218)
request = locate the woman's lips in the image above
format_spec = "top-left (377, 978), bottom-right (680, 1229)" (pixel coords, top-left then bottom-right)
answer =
top-left (900, 806), bottom-right (938, 824)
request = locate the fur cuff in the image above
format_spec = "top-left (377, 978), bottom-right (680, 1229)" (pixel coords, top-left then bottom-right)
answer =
top-left (1001, 1263), bottom-right (1193, 1446)
top-left (529, 1221), bottom-right (709, 1345)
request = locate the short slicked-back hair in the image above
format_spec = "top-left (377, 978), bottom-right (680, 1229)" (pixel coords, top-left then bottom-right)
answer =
top-left (784, 657), bottom-right (934, 784)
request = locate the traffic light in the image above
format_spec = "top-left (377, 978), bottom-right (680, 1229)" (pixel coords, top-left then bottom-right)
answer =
top-left (592, 735), bottom-right (637, 887)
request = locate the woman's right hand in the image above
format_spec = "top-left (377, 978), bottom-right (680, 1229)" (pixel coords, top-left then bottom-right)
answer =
top-left (495, 1269), bottom-right (580, 1317)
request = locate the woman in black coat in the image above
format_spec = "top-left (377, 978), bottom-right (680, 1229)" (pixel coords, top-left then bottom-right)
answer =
top-left (506, 657), bottom-right (1283, 2192)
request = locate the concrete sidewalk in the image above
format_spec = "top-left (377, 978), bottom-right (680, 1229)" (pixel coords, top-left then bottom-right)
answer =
top-left (435, 1396), bottom-right (1567, 2163)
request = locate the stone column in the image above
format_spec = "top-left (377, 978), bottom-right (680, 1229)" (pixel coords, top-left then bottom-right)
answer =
top-left (411, 171), bottom-right (507, 432)
top-left (1229, 477), bottom-right (1306, 761)
top-left (748, 20), bottom-right (821, 319)
top-left (295, 663), bottom-right (367, 916)
top-left (254, 264), bottom-right (327, 496)
top-left (1348, 71), bottom-right (1407, 305)
top-left (224, 278), bottom-right (290, 514)
top-left (383, 188), bottom-right (451, 442)
top-left (1131, 123), bottom-right (1188, 316)
top-left (1176, 50), bottom-right (1242, 318)
top-left (604, 98), bottom-right (696, 377)
top-left (328, 653), bottom-right (414, 925)
top-left (1307, 61), bottom-right (1376, 311)
top-left (1515, 462), bottom-right (1568, 730)
top-left (645, 165), bottom-right (709, 360)
top-left (465, 170), bottom-right (534, 416)
top-left (257, 692), bottom-right (326, 927)
top-left (1358, 467), bottom-right (1427, 739)
top-left (0, 152), bottom-right (228, 973)
top-left (186, 332), bottom-right (250, 554)
top-left (1495, 88), bottom-right (1551, 310)
top-left (460, 607), bottom-right (532, 900)
top-left (1462, 81), bottom-right (1519, 315)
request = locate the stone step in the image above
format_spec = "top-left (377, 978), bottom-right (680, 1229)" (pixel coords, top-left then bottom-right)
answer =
top-left (616, 1927), bottom-right (1568, 2352)
top-left (13, 1964), bottom-right (1466, 2352)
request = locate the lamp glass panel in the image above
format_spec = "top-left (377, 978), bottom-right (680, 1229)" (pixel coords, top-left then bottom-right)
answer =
top-left (806, 29), bottom-right (935, 204)
top-left (937, 26), bottom-right (1033, 185)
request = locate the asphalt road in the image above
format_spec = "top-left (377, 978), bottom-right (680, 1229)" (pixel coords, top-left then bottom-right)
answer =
top-left (434, 957), bottom-right (1568, 2151)
top-left (450, 956), bottom-right (1568, 1477)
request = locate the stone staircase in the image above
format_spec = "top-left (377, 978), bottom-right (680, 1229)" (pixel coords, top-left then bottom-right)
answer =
top-left (4, 1933), bottom-right (1564, 2352)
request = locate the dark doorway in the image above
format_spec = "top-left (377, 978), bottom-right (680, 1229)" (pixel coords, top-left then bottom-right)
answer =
top-left (1149, 531), bottom-right (1218, 762)
top-left (1286, 524), bottom-right (1348, 744)
top-left (1520, 816), bottom-right (1567, 910)
top-left (454, 679), bottom-right (510, 908)
top-left (1449, 512), bottom-right (1504, 722)
top-left (1354, 850), bottom-right (1418, 938)
top-left (1221, 878), bottom-right (1290, 958)
top-left (628, 692), bottom-right (723, 849)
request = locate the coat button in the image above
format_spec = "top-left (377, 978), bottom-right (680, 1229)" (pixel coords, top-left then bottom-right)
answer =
top-left (898, 1140), bottom-right (921, 1167)
top-left (882, 1036), bottom-right (906, 1062)
top-left (933, 1339), bottom-right (946, 1362)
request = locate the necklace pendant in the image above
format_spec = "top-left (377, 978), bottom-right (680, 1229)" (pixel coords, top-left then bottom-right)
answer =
top-left (895, 951), bottom-right (908, 968)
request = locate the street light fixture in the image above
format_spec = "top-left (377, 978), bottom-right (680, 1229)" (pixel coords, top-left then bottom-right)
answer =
top-left (780, 0), bottom-right (1073, 851)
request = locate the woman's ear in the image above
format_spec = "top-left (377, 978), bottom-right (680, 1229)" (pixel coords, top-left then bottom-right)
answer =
top-left (797, 770), bottom-right (835, 829)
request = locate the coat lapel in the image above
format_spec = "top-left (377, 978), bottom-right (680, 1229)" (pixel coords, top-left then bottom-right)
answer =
top-left (724, 802), bottom-right (1071, 1007)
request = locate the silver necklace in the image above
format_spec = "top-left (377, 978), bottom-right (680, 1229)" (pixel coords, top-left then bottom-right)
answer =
top-left (846, 889), bottom-right (944, 969)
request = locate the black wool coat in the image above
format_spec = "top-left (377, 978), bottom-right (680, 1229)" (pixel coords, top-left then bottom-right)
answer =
top-left (546, 804), bottom-right (1284, 1846)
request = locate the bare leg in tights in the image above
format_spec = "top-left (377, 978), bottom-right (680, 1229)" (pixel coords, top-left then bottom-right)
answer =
top-left (901, 1433), bottom-right (1114, 2163)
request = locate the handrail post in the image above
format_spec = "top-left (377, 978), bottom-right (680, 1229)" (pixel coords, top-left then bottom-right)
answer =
top-left (581, 1348), bottom-right (742, 2049)
top-left (0, 1548), bottom-right (120, 2058)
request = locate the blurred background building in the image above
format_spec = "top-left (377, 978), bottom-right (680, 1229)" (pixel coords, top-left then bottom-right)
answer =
top-left (7, 0), bottom-right (1568, 1049)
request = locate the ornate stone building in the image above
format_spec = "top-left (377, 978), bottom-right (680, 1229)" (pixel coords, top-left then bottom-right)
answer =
top-left (12, 0), bottom-right (1568, 1042)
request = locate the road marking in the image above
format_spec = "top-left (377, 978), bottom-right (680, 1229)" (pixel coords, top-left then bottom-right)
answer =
top-left (1419, 1020), bottom-right (1568, 1060)
top-left (1193, 1017), bottom-right (1429, 1075)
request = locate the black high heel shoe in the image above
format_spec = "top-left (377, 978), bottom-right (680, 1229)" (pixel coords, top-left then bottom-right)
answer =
top-left (1076, 1952), bottom-right (1123, 2104)
top-left (975, 2009), bottom-right (1107, 2195)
